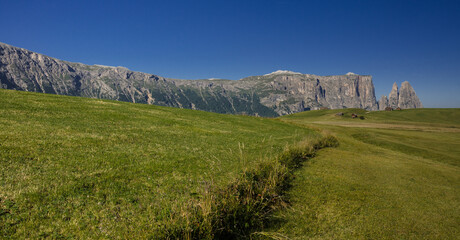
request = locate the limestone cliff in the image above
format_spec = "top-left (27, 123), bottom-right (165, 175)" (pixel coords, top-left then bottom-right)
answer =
top-left (378, 81), bottom-right (423, 110)
top-left (244, 71), bottom-right (378, 115)
top-left (399, 81), bottom-right (423, 109)
top-left (0, 42), bottom-right (422, 116)
top-left (379, 95), bottom-right (389, 110)
top-left (388, 82), bottom-right (399, 108)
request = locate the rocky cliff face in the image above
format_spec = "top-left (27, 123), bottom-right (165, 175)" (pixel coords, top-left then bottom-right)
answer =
top-left (0, 42), bottom-right (422, 116)
top-left (379, 95), bottom-right (389, 110)
top-left (245, 71), bottom-right (378, 115)
top-left (378, 81), bottom-right (423, 110)
top-left (388, 82), bottom-right (399, 108)
top-left (399, 81), bottom-right (423, 109)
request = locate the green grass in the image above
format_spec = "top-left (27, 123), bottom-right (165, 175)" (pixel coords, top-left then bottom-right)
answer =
top-left (2, 88), bottom-right (459, 239)
top-left (262, 108), bottom-right (460, 239)
top-left (284, 107), bottom-right (460, 128)
top-left (172, 135), bottom-right (338, 239)
top-left (0, 89), bottom-right (317, 239)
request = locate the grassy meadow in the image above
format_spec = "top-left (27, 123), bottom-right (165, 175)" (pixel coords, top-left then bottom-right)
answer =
top-left (1, 88), bottom-right (459, 239)
top-left (0, 89), bottom-right (318, 238)
top-left (261, 108), bottom-right (460, 239)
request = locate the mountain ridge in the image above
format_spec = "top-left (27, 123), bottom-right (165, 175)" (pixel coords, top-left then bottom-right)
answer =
top-left (0, 42), bottom-right (422, 116)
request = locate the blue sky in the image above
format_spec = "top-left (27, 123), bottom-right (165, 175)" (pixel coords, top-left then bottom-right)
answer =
top-left (1, 0), bottom-right (459, 107)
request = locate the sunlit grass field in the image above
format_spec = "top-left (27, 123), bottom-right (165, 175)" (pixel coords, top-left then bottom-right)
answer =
top-left (263, 108), bottom-right (460, 239)
top-left (1, 89), bottom-right (459, 239)
top-left (0, 89), bottom-right (316, 238)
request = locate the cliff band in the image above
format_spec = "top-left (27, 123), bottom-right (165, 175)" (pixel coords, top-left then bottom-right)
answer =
top-left (0, 42), bottom-right (422, 117)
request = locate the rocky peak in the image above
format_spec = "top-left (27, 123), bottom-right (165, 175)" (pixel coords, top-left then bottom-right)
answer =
top-left (388, 82), bottom-right (399, 108)
top-left (378, 81), bottom-right (423, 110)
top-left (379, 95), bottom-right (389, 110)
top-left (399, 81), bottom-right (423, 109)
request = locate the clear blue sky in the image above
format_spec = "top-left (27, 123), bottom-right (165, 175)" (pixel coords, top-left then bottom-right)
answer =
top-left (1, 0), bottom-right (459, 107)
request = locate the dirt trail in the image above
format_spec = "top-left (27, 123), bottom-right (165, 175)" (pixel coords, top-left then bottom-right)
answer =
top-left (312, 121), bottom-right (460, 133)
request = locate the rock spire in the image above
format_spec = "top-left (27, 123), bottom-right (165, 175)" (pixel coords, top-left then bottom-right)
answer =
top-left (378, 81), bottom-right (422, 110)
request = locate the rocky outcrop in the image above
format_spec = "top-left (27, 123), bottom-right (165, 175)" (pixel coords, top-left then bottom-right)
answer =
top-left (378, 81), bottom-right (423, 110)
top-left (251, 72), bottom-right (378, 115)
top-left (0, 42), bottom-right (422, 116)
top-left (388, 82), bottom-right (399, 109)
top-left (379, 95), bottom-right (389, 111)
top-left (399, 81), bottom-right (423, 109)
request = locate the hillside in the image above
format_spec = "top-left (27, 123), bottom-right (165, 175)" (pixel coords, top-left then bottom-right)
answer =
top-left (0, 42), bottom-right (422, 117)
top-left (261, 108), bottom-right (460, 239)
top-left (0, 89), bottom-right (321, 238)
top-left (0, 88), bottom-right (457, 239)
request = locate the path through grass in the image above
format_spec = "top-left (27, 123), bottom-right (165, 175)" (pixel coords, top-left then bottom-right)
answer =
top-left (262, 108), bottom-right (460, 239)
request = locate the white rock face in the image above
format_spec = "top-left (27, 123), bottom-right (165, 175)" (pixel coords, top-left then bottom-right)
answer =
top-left (398, 81), bottom-right (423, 109)
top-left (378, 82), bottom-right (423, 110)
top-left (388, 82), bottom-right (399, 108)
top-left (379, 95), bottom-right (389, 110)
top-left (256, 73), bottom-right (379, 113)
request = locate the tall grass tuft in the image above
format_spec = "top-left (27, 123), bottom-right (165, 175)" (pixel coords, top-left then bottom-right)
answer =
top-left (164, 134), bottom-right (339, 239)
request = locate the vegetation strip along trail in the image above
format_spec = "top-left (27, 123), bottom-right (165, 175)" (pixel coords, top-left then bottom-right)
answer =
top-left (165, 135), bottom-right (338, 239)
top-left (262, 108), bottom-right (460, 239)
top-left (0, 89), bottom-right (332, 239)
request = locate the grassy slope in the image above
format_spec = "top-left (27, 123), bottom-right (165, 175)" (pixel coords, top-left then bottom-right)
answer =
top-left (2, 89), bottom-right (458, 239)
top-left (263, 108), bottom-right (460, 239)
top-left (0, 89), bottom-right (316, 239)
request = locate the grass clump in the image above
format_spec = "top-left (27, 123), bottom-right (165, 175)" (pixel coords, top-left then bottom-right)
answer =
top-left (165, 135), bottom-right (338, 239)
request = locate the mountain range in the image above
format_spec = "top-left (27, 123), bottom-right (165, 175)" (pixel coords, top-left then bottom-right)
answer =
top-left (0, 42), bottom-right (422, 117)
